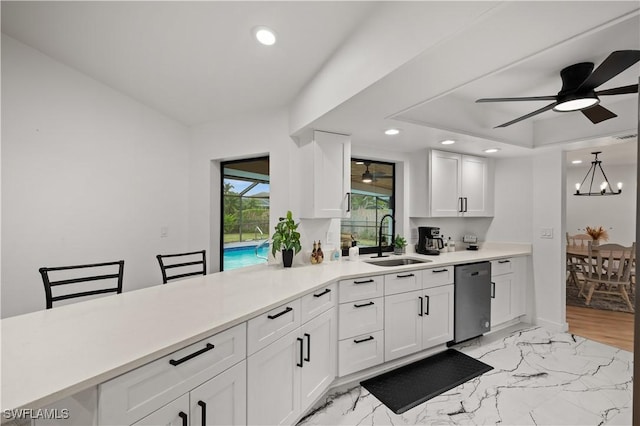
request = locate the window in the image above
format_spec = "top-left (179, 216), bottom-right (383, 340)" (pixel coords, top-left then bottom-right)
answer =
top-left (221, 157), bottom-right (270, 271)
top-left (341, 159), bottom-right (395, 255)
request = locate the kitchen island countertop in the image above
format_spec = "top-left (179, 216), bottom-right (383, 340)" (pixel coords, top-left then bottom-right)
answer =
top-left (1, 242), bottom-right (531, 413)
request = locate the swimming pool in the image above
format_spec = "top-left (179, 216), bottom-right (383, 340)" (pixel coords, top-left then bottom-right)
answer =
top-left (223, 243), bottom-right (269, 271)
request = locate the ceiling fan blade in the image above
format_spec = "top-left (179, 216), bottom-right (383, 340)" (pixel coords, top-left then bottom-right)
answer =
top-left (494, 102), bottom-right (558, 128)
top-left (581, 104), bottom-right (617, 124)
top-left (596, 84), bottom-right (638, 96)
top-left (476, 95), bottom-right (557, 103)
top-left (578, 50), bottom-right (640, 90)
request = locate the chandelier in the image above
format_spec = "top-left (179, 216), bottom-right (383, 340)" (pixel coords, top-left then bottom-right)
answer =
top-left (574, 151), bottom-right (622, 196)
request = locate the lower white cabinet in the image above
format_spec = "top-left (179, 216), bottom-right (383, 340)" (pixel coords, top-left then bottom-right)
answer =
top-left (133, 361), bottom-right (246, 426)
top-left (247, 308), bottom-right (337, 426)
top-left (490, 257), bottom-right (526, 328)
top-left (384, 285), bottom-right (454, 362)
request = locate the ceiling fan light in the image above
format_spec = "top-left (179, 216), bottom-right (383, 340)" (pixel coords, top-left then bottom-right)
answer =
top-left (553, 96), bottom-right (599, 112)
top-left (362, 171), bottom-right (373, 183)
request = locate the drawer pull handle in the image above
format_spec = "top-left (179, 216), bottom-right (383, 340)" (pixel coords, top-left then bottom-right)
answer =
top-left (178, 412), bottom-right (188, 426)
top-left (498, 260), bottom-right (511, 264)
top-left (354, 336), bottom-right (374, 344)
top-left (491, 282), bottom-right (496, 299)
top-left (425, 295), bottom-right (430, 315)
top-left (304, 333), bottom-right (311, 362)
top-left (197, 401), bottom-right (206, 426)
top-left (354, 301), bottom-right (374, 308)
top-left (418, 296), bottom-right (423, 317)
top-left (397, 273), bottom-right (415, 278)
top-left (353, 279), bottom-right (374, 284)
top-left (268, 306), bottom-right (293, 319)
top-left (297, 337), bottom-right (304, 367)
top-left (169, 343), bottom-right (215, 366)
top-left (432, 269), bottom-right (448, 273)
top-left (313, 288), bottom-right (331, 298)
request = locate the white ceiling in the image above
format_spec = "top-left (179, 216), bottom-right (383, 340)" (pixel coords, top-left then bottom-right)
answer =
top-left (2, 1), bottom-right (638, 160)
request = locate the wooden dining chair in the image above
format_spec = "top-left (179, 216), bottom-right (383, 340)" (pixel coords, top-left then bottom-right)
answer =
top-left (566, 233), bottom-right (591, 287)
top-left (156, 250), bottom-right (206, 284)
top-left (39, 260), bottom-right (125, 309)
top-left (582, 242), bottom-right (635, 312)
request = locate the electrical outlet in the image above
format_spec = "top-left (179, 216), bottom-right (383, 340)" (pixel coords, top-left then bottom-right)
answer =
top-left (540, 228), bottom-right (553, 239)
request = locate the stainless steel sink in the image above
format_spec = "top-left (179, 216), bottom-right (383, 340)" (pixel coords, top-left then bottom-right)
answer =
top-left (365, 257), bottom-right (432, 267)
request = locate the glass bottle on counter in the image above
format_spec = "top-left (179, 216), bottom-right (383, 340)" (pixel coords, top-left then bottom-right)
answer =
top-left (317, 241), bottom-right (324, 263)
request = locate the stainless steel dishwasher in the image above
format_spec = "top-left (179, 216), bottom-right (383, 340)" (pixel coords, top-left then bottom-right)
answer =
top-left (452, 262), bottom-right (491, 344)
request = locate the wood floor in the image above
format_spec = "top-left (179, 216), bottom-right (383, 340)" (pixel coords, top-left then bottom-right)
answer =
top-left (566, 305), bottom-right (634, 352)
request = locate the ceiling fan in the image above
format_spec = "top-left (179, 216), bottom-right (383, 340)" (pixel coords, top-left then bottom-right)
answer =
top-left (361, 161), bottom-right (392, 183)
top-left (476, 50), bottom-right (640, 128)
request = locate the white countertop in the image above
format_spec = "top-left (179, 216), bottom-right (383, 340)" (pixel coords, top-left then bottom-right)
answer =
top-left (1, 242), bottom-right (531, 412)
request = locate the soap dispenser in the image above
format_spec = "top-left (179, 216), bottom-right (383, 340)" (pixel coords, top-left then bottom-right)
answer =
top-left (349, 241), bottom-right (359, 261)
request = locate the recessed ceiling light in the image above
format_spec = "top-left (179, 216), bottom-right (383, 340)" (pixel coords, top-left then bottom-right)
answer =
top-left (484, 148), bottom-right (500, 153)
top-left (355, 161), bottom-right (364, 165)
top-left (571, 160), bottom-right (582, 164)
top-left (254, 26), bottom-right (277, 46)
top-left (441, 140), bottom-right (455, 145)
top-left (384, 129), bottom-right (400, 136)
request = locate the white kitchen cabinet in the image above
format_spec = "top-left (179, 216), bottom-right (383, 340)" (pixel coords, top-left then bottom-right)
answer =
top-left (189, 361), bottom-right (246, 426)
top-left (490, 257), bottom-right (527, 329)
top-left (384, 284), bottom-right (454, 362)
top-left (422, 284), bottom-right (454, 348)
top-left (133, 394), bottom-right (189, 426)
top-left (247, 307), bottom-right (336, 426)
top-left (429, 149), bottom-right (493, 217)
top-left (299, 130), bottom-right (351, 219)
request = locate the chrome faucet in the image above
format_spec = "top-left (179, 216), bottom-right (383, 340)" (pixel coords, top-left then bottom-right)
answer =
top-left (374, 214), bottom-right (394, 258)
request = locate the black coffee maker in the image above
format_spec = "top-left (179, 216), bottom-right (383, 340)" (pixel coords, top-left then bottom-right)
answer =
top-left (416, 226), bottom-right (444, 255)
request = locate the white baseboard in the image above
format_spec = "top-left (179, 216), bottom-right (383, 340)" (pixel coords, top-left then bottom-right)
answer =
top-left (535, 316), bottom-right (569, 332)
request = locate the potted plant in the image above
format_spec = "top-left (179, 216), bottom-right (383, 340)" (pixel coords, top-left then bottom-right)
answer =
top-left (271, 211), bottom-right (302, 267)
top-left (393, 234), bottom-right (407, 255)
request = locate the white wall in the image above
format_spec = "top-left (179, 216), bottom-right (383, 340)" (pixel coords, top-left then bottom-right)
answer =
top-left (189, 109), bottom-right (301, 270)
top-left (531, 148), bottom-right (566, 332)
top-left (566, 163), bottom-right (636, 245)
top-left (1, 35), bottom-right (191, 318)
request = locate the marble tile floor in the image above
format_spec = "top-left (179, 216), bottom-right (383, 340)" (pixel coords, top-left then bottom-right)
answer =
top-left (299, 326), bottom-right (633, 425)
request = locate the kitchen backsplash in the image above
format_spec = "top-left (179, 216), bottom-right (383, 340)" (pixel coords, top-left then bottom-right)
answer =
top-left (409, 217), bottom-right (493, 246)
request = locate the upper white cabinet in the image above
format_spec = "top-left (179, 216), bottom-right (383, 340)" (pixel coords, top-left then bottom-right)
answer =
top-left (298, 130), bottom-right (351, 219)
top-left (410, 149), bottom-right (493, 218)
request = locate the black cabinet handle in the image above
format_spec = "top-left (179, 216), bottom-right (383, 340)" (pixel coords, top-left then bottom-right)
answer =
top-left (464, 197), bottom-right (468, 212)
top-left (353, 279), bottom-right (374, 284)
top-left (197, 401), bottom-right (206, 426)
top-left (498, 260), bottom-right (511, 264)
top-left (418, 296), bottom-right (423, 317)
top-left (354, 336), bottom-right (374, 344)
top-left (425, 295), bottom-right (430, 315)
top-left (354, 301), bottom-right (374, 308)
top-left (313, 288), bottom-right (331, 298)
top-left (178, 411), bottom-right (188, 426)
top-left (297, 337), bottom-right (304, 367)
top-left (432, 269), bottom-right (448, 273)
top-left (346, 192), bottom-right (351, 213)
top-left (491, 282), bottom-right (496, 299)
top-left (268, 306), bottom-right (292, 319)
top-left (304, 333), bottom-right (311, 362)
top-left (397, 273), bottom-right (415, 278)
top-left (458, 197), bottom-right (463, 213)
top-left (169, 343), bottom-right (215, 366)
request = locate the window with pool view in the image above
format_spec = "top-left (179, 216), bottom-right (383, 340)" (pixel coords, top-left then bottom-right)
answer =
top-left (221, 157), bottom-right (270, 271)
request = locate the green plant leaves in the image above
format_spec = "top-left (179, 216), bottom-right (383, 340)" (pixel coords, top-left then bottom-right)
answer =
top-left (271, 210), bottom-right (302, 257)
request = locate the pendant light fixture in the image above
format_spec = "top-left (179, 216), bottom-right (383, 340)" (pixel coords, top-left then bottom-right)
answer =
top-left (362, 162), bottom-right (373, 183)
top-left (574, 151), bottom-right (622, 196)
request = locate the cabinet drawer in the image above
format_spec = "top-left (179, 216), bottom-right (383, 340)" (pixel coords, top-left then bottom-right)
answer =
top-left (300, 283), bottom-right (337, 324)
top-left (491, 258), bottom-right (513, 276)
top-left (247, 298), bottom-right (301, 355)
top-left (98, 323), bottom-right (246, 426)
top-left (338, 330), bottom-right (384, 377)
top-left (384, 271), bottom-right (420, 295)
top-left (338, 297), bottom-right (383, 339)
top-left (339, 276), bottom-right (383, 303)
top-left (422, 266), bottom-right (454, 289)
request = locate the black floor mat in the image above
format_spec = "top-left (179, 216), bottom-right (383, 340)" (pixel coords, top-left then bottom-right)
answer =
top-left (360, 349), bottom-right (493, 414)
